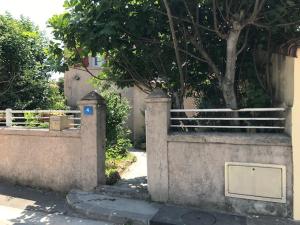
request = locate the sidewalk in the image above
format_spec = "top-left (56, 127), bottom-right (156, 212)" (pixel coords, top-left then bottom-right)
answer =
top-left (0, 173), bottom-right (299, 225)
top-left (67, 189), bottom-right (300, 225)
top-left (0, 181), bottom-right (112, 225)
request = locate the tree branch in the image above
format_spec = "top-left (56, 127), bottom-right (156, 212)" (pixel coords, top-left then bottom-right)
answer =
top-left (154, 8), bottom-right (217, 34)
top-left (212, 0), bottom-right (227, 39)
top-left (237, 28), bottom-right (250, 56)
top-left (0, 74), bottom-right (18, 96)
top-left (245, 0), bottom-right (267, 25)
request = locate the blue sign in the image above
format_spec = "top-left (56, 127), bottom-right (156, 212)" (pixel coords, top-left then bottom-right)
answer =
top-left (84, 106), bottom-right (93, 116)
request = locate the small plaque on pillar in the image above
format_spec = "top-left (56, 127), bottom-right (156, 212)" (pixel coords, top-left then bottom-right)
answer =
top-left (84, 106), bottom-right (93, 116)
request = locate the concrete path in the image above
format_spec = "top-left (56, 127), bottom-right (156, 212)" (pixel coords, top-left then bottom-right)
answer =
top-left (116, 149), bottom-right (147, 190)
top-left (0, 181), bottom-right (112, 225)
top-left (121, 149), bottom-right (147, 180)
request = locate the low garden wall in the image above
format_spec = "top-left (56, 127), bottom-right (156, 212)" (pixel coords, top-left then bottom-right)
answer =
top-left (0, 91), bottom-right (106, 192)
top-left (0, 128), bottom-right (82, 191)
top-left (167, 133), bottom-right (292, 217)
top-left (146, 89), bottom-right (293, 218)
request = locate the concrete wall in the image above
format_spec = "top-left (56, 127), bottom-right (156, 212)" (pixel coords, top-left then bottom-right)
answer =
top-left (146, 89), bottom-right (170, 201)
top-left (146, 90), bottom-right (293, 218)
top-left (0, 91), bottom-right (106, 192)
top-left (167, 133), bottom-right (292, 217)
top-left (0, 128), bottom-right (82, 191)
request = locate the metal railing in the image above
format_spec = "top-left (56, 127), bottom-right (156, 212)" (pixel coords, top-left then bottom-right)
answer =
top-left (170, 108), bottom-right (286, 132)
top-left (0, 109), bottom-right (81, 129)
top-left (0, 110), bottom-right (5, 126)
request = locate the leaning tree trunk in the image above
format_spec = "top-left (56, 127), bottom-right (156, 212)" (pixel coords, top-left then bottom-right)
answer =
top-left (222, 23), bottom-right (241, 110)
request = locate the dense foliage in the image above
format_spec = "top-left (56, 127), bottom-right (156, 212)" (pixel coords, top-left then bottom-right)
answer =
top-left (92, 82), bottom-right (133, 184)
top-left (0, 14), bottom-right (65, 109)
top-left (91, 80), bottom-right (132, 159)
top-left (104, 89), bottom-right (132, 159)
top-left (49, 0), bottom-right (300, 109)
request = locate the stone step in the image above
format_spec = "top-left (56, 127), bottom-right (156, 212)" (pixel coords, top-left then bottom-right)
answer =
top-left (95, 185), bottom-right (151, 201)
top-left (66, 189), bottom-right (161, 225)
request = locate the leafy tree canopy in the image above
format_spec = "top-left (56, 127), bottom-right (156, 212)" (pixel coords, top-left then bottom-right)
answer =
top-left (49, 0), bottom-right (300, 108)
top-left (0, 14), bottom-right (64, 109)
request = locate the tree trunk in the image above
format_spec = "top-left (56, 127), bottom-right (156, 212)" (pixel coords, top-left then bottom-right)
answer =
top-left (222, 23), bottom-right (241, 110)
top-left (163, 0), bottom-right (185, 109)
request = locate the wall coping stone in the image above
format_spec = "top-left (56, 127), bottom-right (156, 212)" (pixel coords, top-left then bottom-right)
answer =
top-left (168, 132), bottom-right (292, 147)
top-left (0, 127), bottom-right (80, 138)
top-left (81, 91), bottom-right (105, 102)
top-left (145, 98), bottom-right (171, 103)
top-left (148, 88), bottom-right (169, 98)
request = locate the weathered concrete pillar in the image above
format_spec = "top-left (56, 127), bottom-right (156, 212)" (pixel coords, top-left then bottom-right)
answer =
top-left (78, 91), bottom-right (106, 190)
top-left (292, 49), bottom-right (300, 220)
top-left (146, 88), bottom-right (171, 202)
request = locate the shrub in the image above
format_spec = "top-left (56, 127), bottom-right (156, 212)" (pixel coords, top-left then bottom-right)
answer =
top-left (24, 112), bottom-right (49, 128)
top-left (97, 87), bottom-right (132, 159)
top-left (46, 81), bottom-right (67, 110)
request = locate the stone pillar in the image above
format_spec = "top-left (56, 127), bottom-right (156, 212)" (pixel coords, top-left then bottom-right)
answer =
top-left (78, 91), bottom-right (106, 190)
top-left (145, 88), bottom-right (171, 202)
top-left (292, 49), bottom-right (300, 220)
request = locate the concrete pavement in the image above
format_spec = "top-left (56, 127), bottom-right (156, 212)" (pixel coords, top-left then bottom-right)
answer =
top-left (0, 181), bottom-right (112, 225)
top-left (120, 149), bottom-right (147, 180)
top-left (0, 205), bottom-right (112, 225)
top-left (115, 149), bottom-right (148, 192)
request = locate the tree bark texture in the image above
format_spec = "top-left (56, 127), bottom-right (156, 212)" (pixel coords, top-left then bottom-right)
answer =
top-left (222, 22), bottom-right (241, 109)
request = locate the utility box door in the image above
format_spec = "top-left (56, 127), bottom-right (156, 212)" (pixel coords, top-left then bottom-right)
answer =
top-left (225, 162), bottom-right (286, 203)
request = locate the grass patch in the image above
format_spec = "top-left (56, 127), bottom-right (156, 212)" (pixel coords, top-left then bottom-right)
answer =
top-left (105, 153), bottom-right (137, 185)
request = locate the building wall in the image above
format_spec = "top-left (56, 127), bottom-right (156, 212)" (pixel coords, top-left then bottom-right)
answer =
top-left (271, 54), bottom-right (295, 107)
top-left (132, 86), bottom-right (147, 143)
top-left (291, 49), bottom-right (300, 220)
top-left (271, 50), bottom-right (300, 219)
top-left (64, 67), bottom-right (148, 144)
top-left (117, 87), bottom-right (135, 140)
top-left (64, 67), bottom-right (99, 108)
